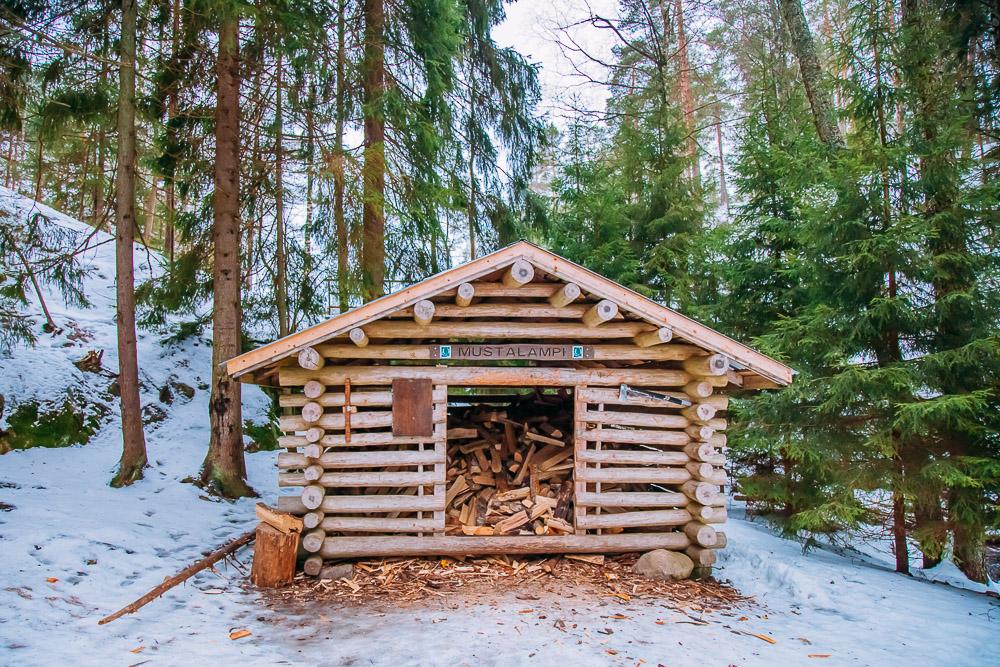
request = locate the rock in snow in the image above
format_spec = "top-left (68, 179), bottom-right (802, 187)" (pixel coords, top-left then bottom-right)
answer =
top-left (635, 549), bottom-right (694, 580)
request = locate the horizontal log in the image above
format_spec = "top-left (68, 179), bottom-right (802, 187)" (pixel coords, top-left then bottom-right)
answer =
top-left (684, 442), bottom-right (725, 463)
top-left (279, 427), bottom-right (472, 449)
top-left (277, 450), bottom-right (446, 469)
top-left (330, 321), bottom-right (654, 340)
top-left (280, 406), bottom-right (445, 432)
top-left (681, 481), bottom-right (724, 506)
top-left (549, 282), bottom-right (581, 307)
top-left (579, 409), bottom-right (688, 429)
top-left (686, 545), bottom-right (717, 567)
top-left (349, 327), bottom-right (369, 347)
top-left (298, 347), bottom-right (325, 371)
top-left (682, 354), bottom-right (729, 377)
top-left (319, 533), bottom-right (691, 559)
top-left (574, 491), bottom-right (688, 508)
top-left (455, 282), bottom-right (475, 307)
top-left (441, 282), bottom-right (562, 298)
top-left (312, 343), bottom-right (703, 362)
top-left (576, 449), bottom-right (689, 466)
top-left (684, 521), bottom-right (719, 547)
top-left (396, 303), bottom-right (592, 320)
top-left (576, 466), bottom-right (691, 485)
top-left (582, 300), bottom-right (618, 327)
top-left (503, 259), bottom-right (534, 287)
top-left (280, 471), bottom-right (441, 488)
top-left (280, 388), bottom-right (447, 408)
top-left (577, 386), bottom-right (711, 408)
top-left (688, 504), bottom-right (728, 524)
top-left (278, 493), bottom-right (445, 514)
top-left (301, 485), bottom-right (325, 510)
top-left (633, 327), bottom-right (673, 347)
top-left (413, 299), bottom-right (435, 326)
top-left (302, 529), bottom-right (325, 553)
top-left (576, 509), bottom-right (691, 530)
top-left (578, 428), bottom-right (690, 446)
top-left (281, 366), bottom-right (692, 388)
top-left (321, 517), bottom-right (442, 533)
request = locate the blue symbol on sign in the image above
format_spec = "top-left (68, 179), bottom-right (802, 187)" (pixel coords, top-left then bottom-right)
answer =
top-left (572, 345), bottom-right (584, 359)
top-left (440, 345), bottom-right (452, 359)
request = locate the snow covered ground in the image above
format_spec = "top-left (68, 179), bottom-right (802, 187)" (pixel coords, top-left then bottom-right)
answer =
top-left (1, 190), bottom-right (997, 666)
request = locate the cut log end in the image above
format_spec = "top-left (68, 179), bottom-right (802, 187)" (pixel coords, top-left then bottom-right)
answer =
top-left (548, 282), bottom-right (581, 307)
top-left (348, 327), bottom-right (369, 347)
top-left (502, 259), bottom-right (534, 287)
top-left (298, 347), bottom-right (325, 371)
top-left (633, 326), bottom-right (673, 347)
top-left (455, 282), bottom-right (475, 307)
top-left (582, 299), bottom-right (619, 327)
top-left (303, 380), bottom-right (326, 399)
top-left (413, 299), bottom-right (436, 326)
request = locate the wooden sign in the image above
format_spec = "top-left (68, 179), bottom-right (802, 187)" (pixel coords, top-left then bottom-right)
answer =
top-left (431, 344), bottom-right (593, 361)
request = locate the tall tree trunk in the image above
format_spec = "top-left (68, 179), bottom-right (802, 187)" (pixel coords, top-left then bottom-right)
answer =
top-left (334, 0), bottom-right (349, 313)
top-left (361, 0), bottom-right (386, 300)
top-left (33, 136), bottom-right (44, 202)
top-left (303, 80), bottom-right (315, 295)
top-left (201, 14), bottom-right (253, 498)
top-left (777, 0), bottom-right (845, 148)
top-left (274, 48), bottom-right (289, 338)
top-left (467, 60), bottom-right (477, 261)
top-left (111, 0), bottom-right (148, 488)
top-left (164, 0), bottom-right (180, 263)
top-left (674, 0), bottom-right (700, 186)
top-left (714, 105), bottom-right (729, 216)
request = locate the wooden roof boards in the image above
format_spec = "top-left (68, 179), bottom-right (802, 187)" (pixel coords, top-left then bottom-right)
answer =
top-left (226, 241), bottom-right (793, 386)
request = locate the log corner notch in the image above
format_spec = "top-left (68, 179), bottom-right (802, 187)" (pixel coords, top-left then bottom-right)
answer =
top-left (251, 502), bottom-right (303, 588)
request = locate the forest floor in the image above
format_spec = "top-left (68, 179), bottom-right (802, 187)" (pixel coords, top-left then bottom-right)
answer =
top-left (1, 188), bottom-right (998, 666)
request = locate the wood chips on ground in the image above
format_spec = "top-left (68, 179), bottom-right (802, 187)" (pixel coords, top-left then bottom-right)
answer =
top-left (257, 553), bottom-right (747, 612)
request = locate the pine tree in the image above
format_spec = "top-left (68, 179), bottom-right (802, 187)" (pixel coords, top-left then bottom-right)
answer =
top-left (110, 0), bottom-right (148, 487)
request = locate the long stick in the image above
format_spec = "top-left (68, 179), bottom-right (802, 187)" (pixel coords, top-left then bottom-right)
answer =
top-left (98, 530), bottom-right (255, 625)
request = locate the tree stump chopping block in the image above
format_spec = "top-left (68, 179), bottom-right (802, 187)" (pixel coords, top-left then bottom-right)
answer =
top-left (251, 522), bottom-right (298, 588)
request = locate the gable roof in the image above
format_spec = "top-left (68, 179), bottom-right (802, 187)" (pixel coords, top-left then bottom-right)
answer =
top-left (226, 241), bottom-right (793, 386)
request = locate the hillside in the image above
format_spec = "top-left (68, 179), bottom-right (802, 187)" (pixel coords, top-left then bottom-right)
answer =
top-left (0, 190), bottom-right (997, 665)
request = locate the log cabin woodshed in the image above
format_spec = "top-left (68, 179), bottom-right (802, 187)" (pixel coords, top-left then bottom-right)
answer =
top-left (226, 242), bottom-right (793, 574)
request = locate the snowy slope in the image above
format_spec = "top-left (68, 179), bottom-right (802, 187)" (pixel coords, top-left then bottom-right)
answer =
top-left (1, 190), bottom-right (997, 666)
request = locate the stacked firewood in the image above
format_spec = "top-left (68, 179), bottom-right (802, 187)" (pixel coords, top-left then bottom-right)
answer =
top-left (444, 392), bottom-right (576, 536)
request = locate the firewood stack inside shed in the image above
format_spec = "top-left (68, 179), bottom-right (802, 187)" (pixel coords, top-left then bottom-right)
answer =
top-left (443, 391), bottom-right (577, 537)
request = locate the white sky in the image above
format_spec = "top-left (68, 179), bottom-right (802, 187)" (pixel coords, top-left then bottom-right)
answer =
top-left (492, 0), bottom-right (620, 126)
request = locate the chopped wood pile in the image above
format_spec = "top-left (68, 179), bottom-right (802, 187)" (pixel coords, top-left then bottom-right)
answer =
top-left (259, 553), bottom-right (748, 610)
top-left (444, 392), bottom-right (576, 536)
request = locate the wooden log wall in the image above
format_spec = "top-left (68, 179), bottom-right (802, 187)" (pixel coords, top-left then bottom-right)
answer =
top-left (276, 382), bottom-right (452, 553)
top-left (572, 384), bottom-right (729, 565)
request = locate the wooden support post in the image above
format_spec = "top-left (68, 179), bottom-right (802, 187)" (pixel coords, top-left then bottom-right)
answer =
top-left (582, 299), bottom-right (618, 327)
top-left (250, 523), bottom-right (298, 588)
top-left (455, 282), bottom-right (475, 307)
top-left (413, 299), bottom-right (436, 326)
top-left (298, 346), bottom-right (325, 370)
top-left (548, 282), bottom-right (581, 307)
top-left (348, 327), bottom-right (369, 347)
top-left (633, 326), bottom-right (673, 347)
top-left (502, 259), bottom-right (534, 287)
